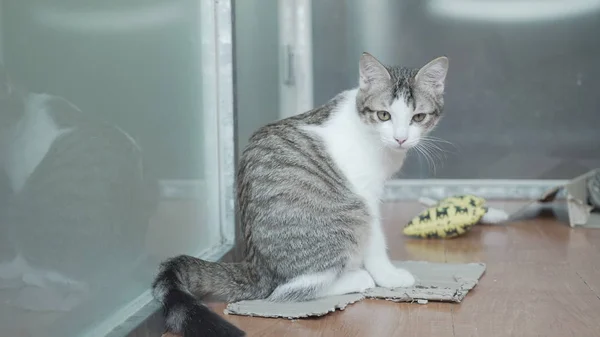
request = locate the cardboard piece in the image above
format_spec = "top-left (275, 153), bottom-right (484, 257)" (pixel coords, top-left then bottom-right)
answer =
top-left (536, 169), bottom-right (600, 228)
top-left (224, 261), bottom-right (486, 319)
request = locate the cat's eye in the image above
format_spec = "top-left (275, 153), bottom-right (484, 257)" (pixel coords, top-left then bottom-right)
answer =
top-left (412, 113), bottom-right (426, 123)
top-left (377, 111), bottom-right (391, 121)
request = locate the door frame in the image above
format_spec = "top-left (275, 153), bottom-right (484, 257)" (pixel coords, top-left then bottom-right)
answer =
top-left (278, 0), bottom-right (314, 118)
top-left (81, 1), bottom-right (236, 336)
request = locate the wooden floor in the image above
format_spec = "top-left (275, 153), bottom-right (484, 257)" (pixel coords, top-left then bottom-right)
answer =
top-left (206, 200), bottom-right (600, 337)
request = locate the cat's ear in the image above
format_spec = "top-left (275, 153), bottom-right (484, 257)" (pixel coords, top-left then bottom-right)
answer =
top-left (359, 52), bottom-right (391, 90)
top-left (415, 56), bottom-right (449, 96)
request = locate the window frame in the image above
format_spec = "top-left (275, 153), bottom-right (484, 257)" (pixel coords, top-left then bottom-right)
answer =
top-left (75, 1), bottom-right (237, 336)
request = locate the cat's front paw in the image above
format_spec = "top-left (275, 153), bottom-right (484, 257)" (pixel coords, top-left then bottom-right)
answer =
top-left (370, 267), bottom-right (415, 289)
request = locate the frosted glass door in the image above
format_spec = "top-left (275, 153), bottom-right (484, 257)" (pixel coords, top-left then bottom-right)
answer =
top-left (0, 1), bottom-right (235, 336)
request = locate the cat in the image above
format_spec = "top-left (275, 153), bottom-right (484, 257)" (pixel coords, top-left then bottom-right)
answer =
top-left (588, 170), bottom-right (600, 211)
top-left (0, 66), bottom-right (157, 312)
top-left (152, 52), bottom-right (449, 337)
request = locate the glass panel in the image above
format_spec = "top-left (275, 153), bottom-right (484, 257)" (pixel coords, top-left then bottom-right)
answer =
top-left (234, 0), bottom-right (280, 155)
top-left (312, 0), bottom-right (600, 179)
top-left (0, 1), bottom-right (228, 336)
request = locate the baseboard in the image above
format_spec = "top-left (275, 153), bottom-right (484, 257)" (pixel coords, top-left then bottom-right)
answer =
top-left (383, 179), bottom-right (568, 201)
top-left (159, 179), bottom-right (569, 201)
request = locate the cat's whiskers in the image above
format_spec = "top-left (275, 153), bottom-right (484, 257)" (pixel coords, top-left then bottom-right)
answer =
top-left (421, 141), bottom-right (446, 162)
top-left (417, 144), bottom-right (438, 175)
top-left (411, 137), bottom-right (453, 175)
top-left (421, 136), bottom-right (458, 151)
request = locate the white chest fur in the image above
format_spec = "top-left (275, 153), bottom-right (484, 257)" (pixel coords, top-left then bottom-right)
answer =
top-left (303, 89), bottom-right (406, 214)
top-left (5, 94), bottom-right (70, 193)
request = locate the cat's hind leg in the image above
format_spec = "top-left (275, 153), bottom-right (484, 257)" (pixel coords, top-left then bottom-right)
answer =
top-left (267, 269), bottom-right (376, 301)
top-left (319, 269), bottom-right (375, 297)
top-left (267, 270), bottom-right (338, 301)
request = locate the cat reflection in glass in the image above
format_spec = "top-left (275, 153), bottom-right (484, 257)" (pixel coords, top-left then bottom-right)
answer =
top-left (0, 66), bottom-right (157, 312)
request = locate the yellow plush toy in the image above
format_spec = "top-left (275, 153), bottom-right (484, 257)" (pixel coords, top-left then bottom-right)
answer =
top-left (403, 194), bottom-right (508, 239)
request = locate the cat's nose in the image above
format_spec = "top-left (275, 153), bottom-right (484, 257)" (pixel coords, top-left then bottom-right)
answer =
top-left (395, 137), bottom-right (407, 145)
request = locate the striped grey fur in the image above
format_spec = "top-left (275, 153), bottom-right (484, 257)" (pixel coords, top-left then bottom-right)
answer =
top-left (152, 53), bottom-right (448, 336)
top-left (237, 92), bottom-right (370, 301)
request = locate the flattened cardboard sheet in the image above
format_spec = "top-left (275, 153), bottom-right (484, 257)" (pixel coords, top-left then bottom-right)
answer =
top-left (536, 169), bottom-right (600, 228)
top-left (224, 261), bottom-right (485, 319)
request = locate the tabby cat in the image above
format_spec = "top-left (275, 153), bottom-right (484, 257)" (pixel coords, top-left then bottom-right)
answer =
top-left (153, 53), bottom-right (449, 337)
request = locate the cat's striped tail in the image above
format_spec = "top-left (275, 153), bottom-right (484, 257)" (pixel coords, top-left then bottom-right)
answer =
top-left (152, 255), bottom-right (266, 337)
